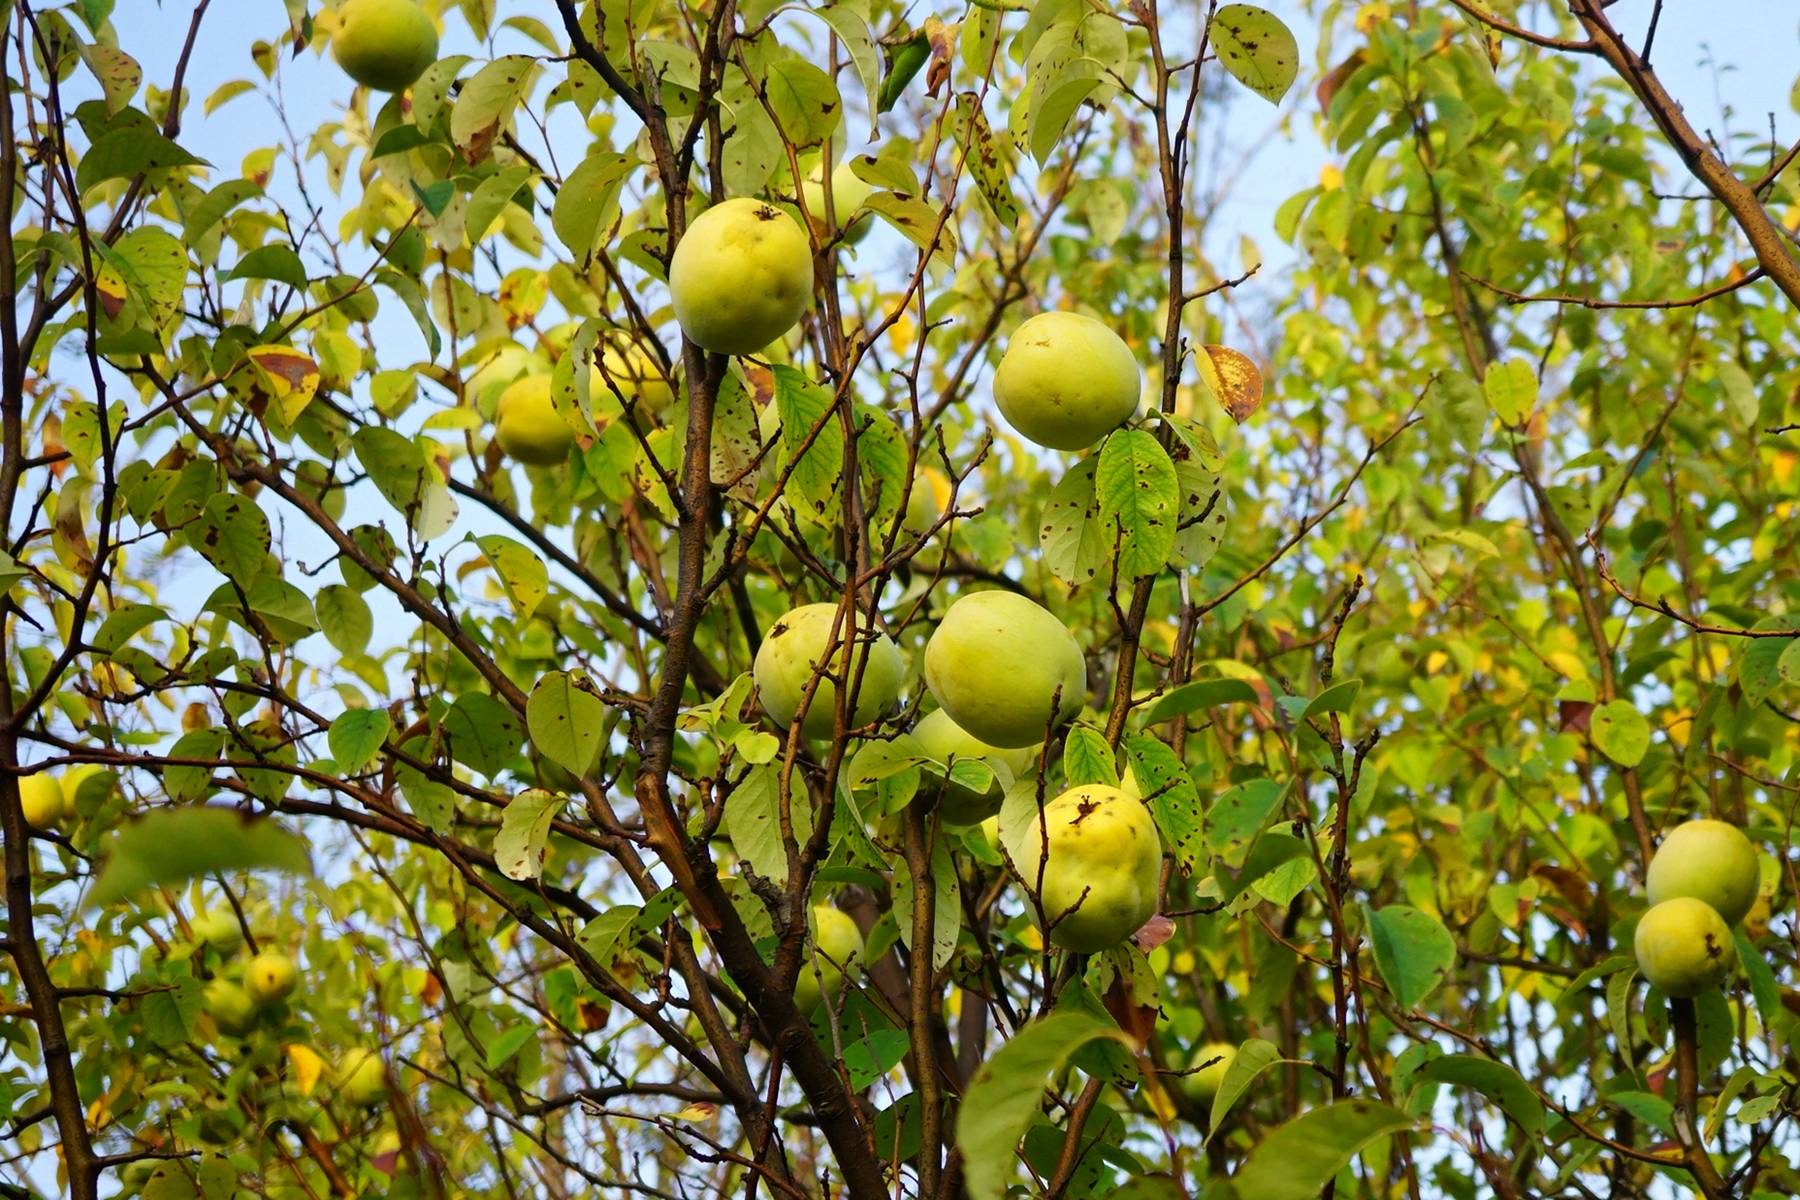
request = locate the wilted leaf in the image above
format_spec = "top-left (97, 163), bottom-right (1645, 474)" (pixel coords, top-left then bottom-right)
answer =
top-left (1196, 344), bottom-right (1264, 423)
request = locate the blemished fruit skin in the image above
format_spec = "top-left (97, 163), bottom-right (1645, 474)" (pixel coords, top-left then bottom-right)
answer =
top-left (912, 708), bottom-right (1032, 826)
top-left (1646, 819), bottom-right (1761, 927)
top-left (800, 162), bottom-right (875, 245)
top-left (924, 591), bottom-right (1085, 749)
top-left (338, 1049), bottom-right (388, 1106)
top-left (329, 0), bottom-right (433, 92)
top-left (332, 0), bottom-right (438, 92)
top-left (993, 311), bottom-right (1141, 451)
top-left (495, 375), bottom-right (574, 466)
top-left (1635, 897), bottom-right (1737, 997)
top-left (205, 979), bottom-right (260, 1037)
top-left (1181, 1041), bottom-right (1237, 1105)
top-left (794, 904), bottom-right (864, 1014)
top-left (19, 774), bottom-right (65, 829)
top-left (190, 908), bottom-right (245, 952)
top-left (669, 198), bottom-right (813, 354)
top-left (245, 951), bottom-right (299, 1006)
top-left (754, 603), bottom-right (904, 739)
top-left (1021, 785), bottom-right (1162, 953)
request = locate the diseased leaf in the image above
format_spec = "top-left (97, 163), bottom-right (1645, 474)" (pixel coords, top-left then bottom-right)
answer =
top-left (495, 789), bottom-right (564, 881)
top-left (1209, 5), bottom-right (1299, 104)
top-left (1195, 344), bottom-right (1264, 423)
top-left (526, 672), bottom-right (605, 778)
top-left (1096, 429), bottom-right (1179, 578)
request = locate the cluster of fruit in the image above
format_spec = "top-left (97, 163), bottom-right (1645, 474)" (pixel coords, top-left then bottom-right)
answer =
top-left (1633, 819), bottom-right (1761, 998)
top-left (190, 911), bottom-right (387, 1106)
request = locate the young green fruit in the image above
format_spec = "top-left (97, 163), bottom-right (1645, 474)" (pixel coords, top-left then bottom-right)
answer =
top-left (1020, 785), bottom-right (1162, 953)
top-left (331, 0), bottom-right (438, 93)
top-left (924, 591), bottom-right (1085, 749)
top-left (495, 375), bottom-right (574, 466)
top-left (337, 1048), bottom-right (388, 1106)
top-left (800, 162), bottom-right (875, 245)
top-left (793, 904), bottom-right (864, 1014)
top-left (245, 951), bottom-right (299, 1006)
top-left (1181, 1041), bottom-right (1237, 1105)
top-left (993, 311), bottom-right (1141, 450)
top-left (1634, 897), bottom-right (1737, 997)
top-left (19, 774), bottom-right (65, 829)
top-left (912, 708), bottom-right (1032, 826)
top-left (669, 198), bottom-right (813, 354)
top-left (754, 603), bottom-right (904, 739)
top-left (204, 979), bottom-right (260, 1037)
top-left (190, 908), bottom-right (245, 952)
top-left (1646, 818), bottom-right (1760, 927)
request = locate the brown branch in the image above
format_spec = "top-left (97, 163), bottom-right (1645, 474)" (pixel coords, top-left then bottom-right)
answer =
top-left (1464, 265), bottom-right (1767, 309)
top-left (1590, 535), bottom-right (1800, 638)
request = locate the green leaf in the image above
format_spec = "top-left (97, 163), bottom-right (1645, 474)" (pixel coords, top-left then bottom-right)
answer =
top-left (106, 226), bottom-right (187, 330)
top-left (1365, 904), bottom-right (1457, 1009)
top-left (89, 807), bottom-right (313, 907)
top-left (526, 672), bottom-right (605, 778)
top-left (550, 151), bottom-right (632, 262)
top-left (1209, 1037), bottom-right (1285, 1132)
top-left (465, 165), bottom-right (534, 246)
top-left (1739, 635), bottom-right (1795, 707)
top-left (957, 1011), bottom-right (1135, 1200)
top-left (1040, 458), bottom-right (1111, 587)
top-left (91, 603), bottom-right (166, 656)
top-left (224, 244), bottom-right (307, 289)
top-left (1062, 724), bottom-right (1118, 787)
top-left (1206, 778), bottom-right (1285, 868)
top-left (350, 427), bottom-right (457, 539)
top-left (772, 365), bottom-right (845, 522)
top-left (76, 125), bottom-right (204, 193)
top-left (1096, 430), bottom-right (1179, 579)
top-left (328, 709), bottom-right (390, 775)
top-left (1209, 5), bottom-right (1299, 105)
top-left (1483, 358), bottom-right (1538, 426)
top-left (451, 56), bottom-right (536, 162)
top-left (877, 30), bottom-right (928, 113)
top-left (443, 693), bottom-right (523, 779)
top-left (764, 56), bottom-right (841, 146)
top-left (494, 789), bottom-right (564, 881)
top-left (1144, 678), bottom-right (1259, 725)
top-left (1416, 1054), bottom-right (1545, 1137)
top-left (191, 494), bottom-right (270, 584)
top-left (864, 191), bottom-right (957, 263)
top-left (1124, 735), bottom-right (1205, 877)
top-left (1029, 66), bottom-right (1101, 166)
top-left (1302, 678), bottom-right (1362, 719)
top-left (164, 729), bottom-right (225, 802)
top-left (723, 764), bottom-right (814, 887)
top-left (1230, 1100), bottom-right (1413, 1199)
top-left (1733, 929), bottom-right (1781, 1037)
top-left (1777, 638), bottom-right (1800, 686)
top-left (1590, 699), bottom-right (1650, 767)
top-left (314, 584), bottom-right (374, 656)
top-left (474, 534), bottom-right (549, 619)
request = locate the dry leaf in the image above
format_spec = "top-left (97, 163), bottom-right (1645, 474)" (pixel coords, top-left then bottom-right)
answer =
top-left (1196, 344), bottom-right (1264, 424)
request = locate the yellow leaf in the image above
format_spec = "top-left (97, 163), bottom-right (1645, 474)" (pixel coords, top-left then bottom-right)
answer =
top-left (1195, 344), bottom-right (1265, 424)
top-left (672, 1101), bottom-right (719, 1122)
top-left (248, 345), bottom-right (321, 424)
top-left (286, 1043), bottom-right (325, 1095)
top-left (1320, 163), bottom-right (1344, 191)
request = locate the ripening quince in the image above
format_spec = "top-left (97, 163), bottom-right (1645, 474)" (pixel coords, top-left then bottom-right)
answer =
top-left (20, 774), bottom-right (65, 829)
top-left (331, 0), bottom-right (438, 93)
top-left (901, 467), bottom-right (953, 542)
top-left (1646, 818), bottom-right (1760, 926)
top-left (924, 591), bottom-right (1085, 749)
top-left (595, 342), bottom-right (674, 416)
top-left (1635, 897), bottom-right (1737, 997)
top-left (337, 1048), bottom-right (388, 1106)
top-left (800, 162), bottom-right (875, 245)
top-left (1020, 785), bottom-right (1162, 953)
top-left (912, 709), bottom-right (1032, 826)
top-left (993, 311), bottom-right (1142, 451)
top-left (794, 904), bottom-right (864, 1014)
top-left (204, 979), bottom-right (260, 1038)
top-left (1181, 1041), bottom-right (1237, 1105)
top-left (754, 603), bottom-right (904, 739)
top-left (669, 198), bottom-right (813, 354)
top-left (494, 375), bottom-right (574, 466)
top-left (245, 951), bottom-right (299, 1006)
